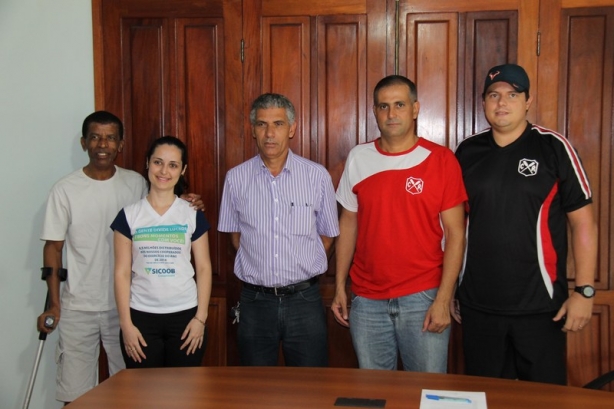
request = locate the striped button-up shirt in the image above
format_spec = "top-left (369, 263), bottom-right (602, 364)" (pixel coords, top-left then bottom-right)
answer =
top-left (218, 150), bottom-right (339, 287)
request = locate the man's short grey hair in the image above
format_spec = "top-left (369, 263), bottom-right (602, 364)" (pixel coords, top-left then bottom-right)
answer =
top-left (249, 93), bottom-right (296, 125)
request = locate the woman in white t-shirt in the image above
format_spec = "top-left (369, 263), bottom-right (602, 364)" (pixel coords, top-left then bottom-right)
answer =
top-left (111, 136), bottom-right (212, 368)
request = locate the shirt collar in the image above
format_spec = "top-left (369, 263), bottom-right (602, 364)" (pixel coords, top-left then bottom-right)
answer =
top-left (256, 150), bottom-right (295, 175)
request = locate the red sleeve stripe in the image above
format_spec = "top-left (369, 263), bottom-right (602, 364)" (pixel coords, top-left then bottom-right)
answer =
top-left (534, 125), bottom-right (592, 199)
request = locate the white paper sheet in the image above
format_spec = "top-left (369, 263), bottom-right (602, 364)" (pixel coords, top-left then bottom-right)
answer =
top-left (419, 389), bottom-right (487, 409)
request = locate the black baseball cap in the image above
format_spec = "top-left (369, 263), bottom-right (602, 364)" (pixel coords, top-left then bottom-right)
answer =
top-left (483, 63), bottom-right (530, 95)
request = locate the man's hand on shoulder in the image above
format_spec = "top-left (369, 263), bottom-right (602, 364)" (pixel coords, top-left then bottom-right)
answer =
top-left (181, 193), bottom-right (205, 212)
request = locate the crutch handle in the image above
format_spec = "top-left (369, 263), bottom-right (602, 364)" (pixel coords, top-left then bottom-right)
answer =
top-left (38, 293), bottom-right (55, 340)
top-left (24, 290), bottom-right (54, 409)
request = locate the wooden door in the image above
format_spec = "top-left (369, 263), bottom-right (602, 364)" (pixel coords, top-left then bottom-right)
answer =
top-left (393, 0), bottom-right (538, 374)
top-left (93, 0), bottom-right (613, 386)
top-left (538, 0), bottom-right (614, 389)
top-left (393, 0), bottom-right (538, 149)
top-left (394, 0), bottom-right (614, 386)
top-left (238, 0), bottom-right (387, 368)
top-left (93, 0), bottom-right (244, 369)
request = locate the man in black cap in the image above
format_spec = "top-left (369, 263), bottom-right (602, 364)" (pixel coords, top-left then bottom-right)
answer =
top-left (453, 64), bottom-right (597, 384)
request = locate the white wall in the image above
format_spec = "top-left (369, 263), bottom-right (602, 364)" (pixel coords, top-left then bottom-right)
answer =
top-left (0, 1), bottom-right (95, 408)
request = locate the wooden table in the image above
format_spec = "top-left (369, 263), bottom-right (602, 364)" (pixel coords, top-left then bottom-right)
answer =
top-left (67, 366), bottom-right (612, 408)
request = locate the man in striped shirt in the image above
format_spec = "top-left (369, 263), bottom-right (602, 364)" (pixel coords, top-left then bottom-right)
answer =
top-left (218, 93), bottom-right (339, 366)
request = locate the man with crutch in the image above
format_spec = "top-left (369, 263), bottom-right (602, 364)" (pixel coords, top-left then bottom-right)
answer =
top-left (35, 111), bottom-right (203, 404)
top-left (35, 111), bottom-right (147, 404)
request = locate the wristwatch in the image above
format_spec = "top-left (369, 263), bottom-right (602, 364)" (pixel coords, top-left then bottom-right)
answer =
top-left (574, 285), bottom-right (595, 298)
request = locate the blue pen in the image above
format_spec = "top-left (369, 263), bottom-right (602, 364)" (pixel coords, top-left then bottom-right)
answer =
top-left (426, 394), bottom-right (472, 404)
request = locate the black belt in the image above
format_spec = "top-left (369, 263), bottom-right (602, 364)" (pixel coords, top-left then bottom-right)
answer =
top-left (242, 276), bottom-right (319, 296)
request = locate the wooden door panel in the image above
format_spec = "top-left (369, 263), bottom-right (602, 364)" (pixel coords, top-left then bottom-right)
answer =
top-left (399, 10), bottom-right (520, 150)
top-left (120, 18), bottom-right (173, 170)
top-left (549, 4), bottom-right (614, 388)
top-left (402, 13), bottom-right (459, 148)
top-left (557, 8), bottom-right (614, 290)
top-left (393, 0), bottom-right (538, 149)
top-left (260, 14), bottom-right (369, 173)
top-left (262, 0), bottom-right (365, 16)
top-left (96, 0), bottom-right (614, 384)
top-left (261, 16), bottom-right (311, 159)
top-left (202, 297), bottom-right (227, 366)
top-left (95, 0), bottom-right (234, 372)
top-left (326, 305), bottom-right (359, 368)
top-left (258, 12), bottom-right (370, 368)
top-left (568, 301), bottom-right (612, 388)
top-left (315, 15), bottom-right (368, 188)
top-left (175, 18), bottom-right (225, 282)
top-left (463, 11), bottom-right (518, 140)
top-left (314, 16), bottom-right (367, 359)
top-left (250, 1), bottom-right (387, 368)
top-left (254, 0), bottom-right (385, 171)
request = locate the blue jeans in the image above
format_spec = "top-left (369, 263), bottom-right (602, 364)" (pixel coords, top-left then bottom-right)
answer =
top-left (349, 288), bottom-right (449, 372)
top-left (237, 282), bottom-right (328, 367)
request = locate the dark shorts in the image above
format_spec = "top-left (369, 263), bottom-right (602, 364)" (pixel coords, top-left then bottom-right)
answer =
top-left (461, 305), bottom-right (567, 385)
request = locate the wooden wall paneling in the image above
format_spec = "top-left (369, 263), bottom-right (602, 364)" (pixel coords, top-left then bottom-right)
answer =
top-left (96, 0), bottom-right (121, 114)
top-left (393, 0), bottom-right (538, 146)
top-left (247, 0), bottom-right (387, 368)
top-left (462, 11), bottom-right (518, 141)
top-left (202, 297), bottom-right (228, 366)
top-left (567, 300), bottom-right (612, 389)
top-left (95, 0), bottom-right (233, 371)
top-left (241, 0), bottom-right (263, 164)
top-left (555, 5), bottom-right (614, 387)
top-left (315, 13), bottom-right (368, 368)
top-left (393, 0), bottom-right (534, 375)
top-left (220, 0), bottom-right (244, 369)
top-left (536, 0), bottom-right (564, 130)
top-left (563, 0), bottom-right (614, 8)
top-left (220, 0), bottom-right (244, 175)
top-left (95, 0), bottom-right (614, 379)
top-left (326, 309), bottom-right (359, 369)
top-left (108, 0), bottom-right (224, 17)
top-left (398, 8), bottom-right (522, 150)
top-left (403, 12), bottom-right (459, 149)
top-left (398, 0), bottom-right (524, 13)
top-left (258, 0), bottom-right (385, 147)
top-left (262, 0), bottom-right (365, 16)
top-left (558, 8), bottom-right (613, 290)
top-left (92, 0), bottom-right (105, 112)
top-left (95, 0), bottom-right (134, 167)
top-left (175, 17), bottom-right (225, 286)
top-left (261, 16), bottom-right (311, 159)
top-left (315, 15), bottom-right (368, 187)
top-left (219, 0), bottom-right (243, 365)
top-left (364, 0), bottom-right (388, 139)
top-left (120, 18), bottom-right (173, 171)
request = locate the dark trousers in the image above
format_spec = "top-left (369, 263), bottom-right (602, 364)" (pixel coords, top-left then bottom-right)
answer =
top-left (120, 306), bottom-right (207, 368)
top-left (237, 282), bottom-right (328, 367)
top-left (461, 305), bottom-right (567, 385)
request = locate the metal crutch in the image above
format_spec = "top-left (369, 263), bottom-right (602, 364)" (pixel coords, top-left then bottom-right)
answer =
top-left (22, 268), bottom-right (67, 409)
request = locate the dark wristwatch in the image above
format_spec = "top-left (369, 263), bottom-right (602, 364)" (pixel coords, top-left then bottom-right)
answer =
top-left (574, 285), bottom-right (595, 298)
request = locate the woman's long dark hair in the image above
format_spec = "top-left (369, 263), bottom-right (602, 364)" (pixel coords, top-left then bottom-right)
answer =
top-left (144, 136), bottom-right (188, 196)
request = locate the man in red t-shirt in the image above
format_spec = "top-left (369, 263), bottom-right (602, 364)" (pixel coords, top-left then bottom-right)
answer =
top-left (332, 75), bottom-right (467, 372)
